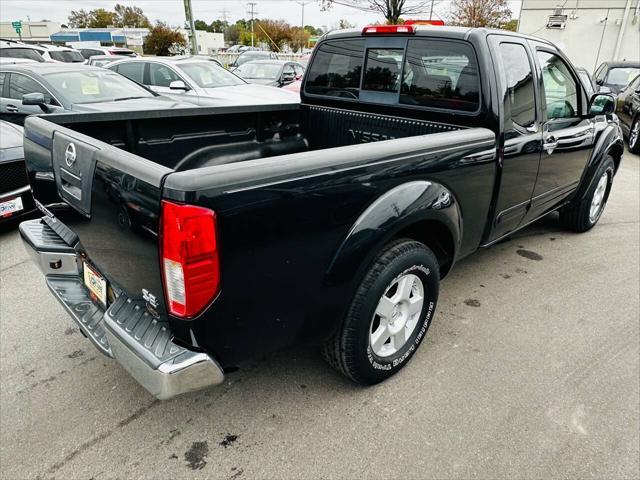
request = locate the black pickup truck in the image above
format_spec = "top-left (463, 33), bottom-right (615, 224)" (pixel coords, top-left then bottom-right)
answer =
top-left (20, 25), bottom-right (623, 399)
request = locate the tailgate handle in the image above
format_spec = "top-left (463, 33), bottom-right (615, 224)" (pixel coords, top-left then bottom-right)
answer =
top-left (59, 167), bottom-right (82, 201)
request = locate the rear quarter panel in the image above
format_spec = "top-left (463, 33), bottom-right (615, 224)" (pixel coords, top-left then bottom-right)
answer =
top-left (163, 129), bottom-right (497, 366)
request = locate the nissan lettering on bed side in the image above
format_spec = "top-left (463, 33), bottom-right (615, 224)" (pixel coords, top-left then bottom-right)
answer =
top-left (20, 25), bottom-right (623, 399)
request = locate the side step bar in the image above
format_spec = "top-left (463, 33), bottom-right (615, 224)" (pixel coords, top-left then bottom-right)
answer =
top-left (20, 218), bottom-right (224, 400)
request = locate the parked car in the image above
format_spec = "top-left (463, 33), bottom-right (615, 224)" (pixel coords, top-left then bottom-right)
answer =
top-left (0, 39), bottom-right (46, 63)
top-left (107, 56), bottom-right (299, 106)
top-left (78, 46), bottom-right (137, 60)
top-left (0, 63), bottom-right (194, 125)
top-left (615, 74), bottom-right (640, 153)
top-left (0, 121), bottom-right (34, 223)
top-left (20, 25), bottom-right (623, 400)
top-left (233, 60), bottom-right (304, 87)
top-left (30, 44), bottom-right (85, 63)
top-left (230, 50), bottom-right (278, 68)
top-left (593, 61), bottom-right (640, 94)
top-left (86, 55), bottom-right (121, 68)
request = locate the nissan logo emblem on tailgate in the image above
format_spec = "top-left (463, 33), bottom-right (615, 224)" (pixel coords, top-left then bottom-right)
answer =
top-left (65, 143), bottom-right (76, 167)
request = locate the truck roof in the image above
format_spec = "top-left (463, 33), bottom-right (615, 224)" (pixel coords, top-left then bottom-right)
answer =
top-left (322, 25), bottom-right (555, 46)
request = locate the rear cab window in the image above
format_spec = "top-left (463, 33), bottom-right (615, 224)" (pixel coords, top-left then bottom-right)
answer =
top-left (304, 35), bottom-right (480, 113)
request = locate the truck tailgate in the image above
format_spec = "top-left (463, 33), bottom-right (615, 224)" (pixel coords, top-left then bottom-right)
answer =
top-left (24, 115), bottom-right (172, 315)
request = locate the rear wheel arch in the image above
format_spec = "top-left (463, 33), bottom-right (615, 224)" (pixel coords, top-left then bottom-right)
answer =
top-left (390, 219), bottom-right (456, 278)
top-left (324, 181), bottom-right (461, 287)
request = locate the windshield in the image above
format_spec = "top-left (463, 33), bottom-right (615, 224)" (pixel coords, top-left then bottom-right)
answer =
top-left (49, 50), bottom-right (85, 63)
top-left (179, 62), bottom-right (245, 88)
top-left (607, 67), bottom-right (640, 86)
top-left (43, 69), bottom-right (154, 104)
top-left (235, 63), bottom-right (281, 80)
top-left (0, 48), bottom-right (45, 62)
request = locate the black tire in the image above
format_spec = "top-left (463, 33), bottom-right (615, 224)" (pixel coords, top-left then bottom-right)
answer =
top-left (322, 239), bottom-right (440, 384)
top-left (559, 156), bottom-right (615, 232)
top-left (629, 117), bottom-right (640, 154)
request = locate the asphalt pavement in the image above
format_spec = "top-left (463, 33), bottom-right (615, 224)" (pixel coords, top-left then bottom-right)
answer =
top-left (1, 151), bottom-right (638, 480)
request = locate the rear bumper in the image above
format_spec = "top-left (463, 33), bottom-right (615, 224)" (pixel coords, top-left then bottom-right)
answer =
top-left (19, 218), bottom-right (224, 400)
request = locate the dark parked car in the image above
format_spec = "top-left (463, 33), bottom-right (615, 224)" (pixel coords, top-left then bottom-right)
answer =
top-left (0, 62), bottom-right (194, 125)
top-left (593, 61), bottom-right (640, 94)
top-left (0, 121), bottom-right (34, 223)
top-left (615, 74), bottom-right (640, 153)
top-left (20, 25), bottom-right (623, 400)
top-left (231, 50), bottom-right (278, 68)
top-left (233, 60), bottom-right (304, 87)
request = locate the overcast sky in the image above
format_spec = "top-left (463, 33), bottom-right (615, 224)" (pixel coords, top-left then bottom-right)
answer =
top-left (0, 0), bottom-right (522, 31)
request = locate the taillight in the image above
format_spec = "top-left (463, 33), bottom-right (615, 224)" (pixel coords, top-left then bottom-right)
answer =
top-left (160, 200), bottom-right (220, 319)
top-left (362, 25), bottom-right (416, 35)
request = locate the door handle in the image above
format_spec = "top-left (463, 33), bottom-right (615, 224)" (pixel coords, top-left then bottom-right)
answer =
top-left (543, 135), bottom-right (558, 154)
top-left (6, 105), bottom-right (19, 113)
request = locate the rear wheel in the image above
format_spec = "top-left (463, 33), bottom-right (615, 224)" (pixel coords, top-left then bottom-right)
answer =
top-left (322, 239), bottom-right (440, 384)
top-left (559, 156), bottom-right (614, 232)
top-left (629, 118), bottom-right (640, 154)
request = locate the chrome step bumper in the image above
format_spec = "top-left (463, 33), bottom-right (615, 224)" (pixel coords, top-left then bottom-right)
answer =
top-left (19, 218), bottom-right (224, 400)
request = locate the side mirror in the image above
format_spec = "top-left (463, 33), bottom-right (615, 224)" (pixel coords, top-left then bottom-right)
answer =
top-left (169, 80), bottom-right (189, 91)
top-left (595, 78), bottom-right (604, 86)
top-left (588, 92), bottom-right (616, 116)
top-left (22, 93), bottom-right (49, 112)
top-left (281, 72), bottom-right (295, 84)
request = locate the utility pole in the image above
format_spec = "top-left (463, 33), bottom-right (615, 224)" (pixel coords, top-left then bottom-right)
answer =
top-left (247, 2), bottom-right (258, 47)
top-left (183, 0), bottom-right (198, 54)
top-left (295, 1), bottom-right (310, 28)
top-left (219, 8), bottom-right (229, 23)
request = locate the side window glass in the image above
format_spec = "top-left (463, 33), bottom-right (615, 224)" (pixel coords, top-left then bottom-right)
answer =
top-left (116, 62), bottom-right (145, 84)
top-left (8, 74), bottom-right (53, 104)
top-left (149, 63), bottom-right (180, 87)
top-left (400, 39), bottom-right (480, 111)
top-left (0, 72), bottom-right (5, 95)
top-left (497, 43), bottom-right (536, 134)
top-left (537, 51), bottom-right (578, 119)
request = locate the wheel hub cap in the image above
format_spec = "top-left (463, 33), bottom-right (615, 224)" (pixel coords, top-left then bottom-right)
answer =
top-left (369, 273), bottom-right (425, 358)
top-left (589, 171), bottom-right (608, 223)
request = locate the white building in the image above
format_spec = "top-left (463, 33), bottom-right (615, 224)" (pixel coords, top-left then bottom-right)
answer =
top-left (0, 21), bottom-right (61, 43)
top-left (178, 29), bottom-right (225, 55)
top-left (518, 0), bottom-right (640, 72)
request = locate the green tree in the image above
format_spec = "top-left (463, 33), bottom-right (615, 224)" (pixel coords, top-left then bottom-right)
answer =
top-left (114, 4), bottom-right (151, 28)
top-left (502, 18), bottom-right (518, 31)
top-left (68, 9), bottom-right (91, 28)
top-left (89, 8), bottom-right (117, 28)
top-left (143, 22), bottom-right (187, 56)
top-left (194, 19), bottom-right (210, 31)
top-left (450, 0), bottom-right (512, 28)
top-left (209, 20), bottom-right (229, 33)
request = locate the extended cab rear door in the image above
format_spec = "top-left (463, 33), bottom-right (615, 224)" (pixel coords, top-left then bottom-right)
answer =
top-left (485, 34), bottom-right (542, 242)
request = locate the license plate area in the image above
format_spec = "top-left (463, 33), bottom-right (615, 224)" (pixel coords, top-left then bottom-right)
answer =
top-left (0, 196), bottom-right (24, 217)
top-left (83, 261), bottom-right (107, 308)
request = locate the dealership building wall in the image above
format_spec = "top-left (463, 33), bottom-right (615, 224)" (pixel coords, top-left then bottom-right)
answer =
top-left (518, 0), bottom-right (640, 72)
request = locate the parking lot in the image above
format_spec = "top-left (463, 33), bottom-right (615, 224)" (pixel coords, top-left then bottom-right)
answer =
top-left (0, 150), bottom-right (637, 479)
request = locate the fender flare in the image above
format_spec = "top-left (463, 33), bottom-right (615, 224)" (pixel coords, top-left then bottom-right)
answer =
top-left (324, 180), bottom-right (462, 288)
top-left (574, 122), bottom-right (624, 203)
